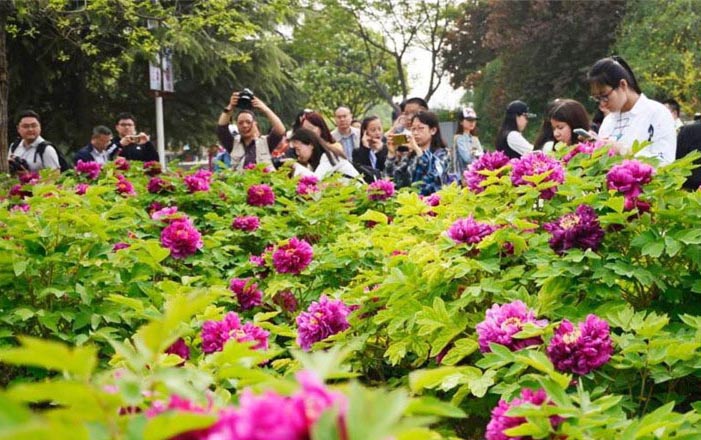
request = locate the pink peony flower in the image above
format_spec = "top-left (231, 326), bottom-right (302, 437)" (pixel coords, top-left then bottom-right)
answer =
top-left (296, 179), bottom-right (320, 196)
top-left (218, 390), bottom-right (308, 440)
top-left (447, 215), bottom-right (498, 245)
top-left (367, 179), bottom-right (395, 201)
top-left (510, 151), bottom-right (565, 199)
top-left (165, 338), bottom-right (191, 362)
top-left (272, 237), bottom-right (314, 275)
top-left (249, 254), bottom-right (266, 267)
top-left (10, 204), bottom-right (30, 213)
top-left (75, 183), bottom-right (89, 195)
top-left (151, 206), bottom-right (181, 222)
top-left (8, 184), bottom-right (31, 199)
top-left (422, 193), bottom-right (441, 207)
top-left (114, 156), bottom-right (130, 171)
top-left (201, 311), bottom-right (269, 354)
top-left (273, 290), bottom-right (298, 312)
top-left (562, 140), bottom-right (605, 163)
top-left (543, 204), bottom-right (605, 255)
top-left (146, 394), bottom-right (209, 418)
top-left (75, 160), bottom-right (102, 180)
top-left (229, 277), bottom-right (263, 310)
top-left (247, 184), bottom-right (276, 206)
top-left (160, 217), bottom-right (203, 259)
top-left (18, 171), bottom-right (40, 185)
top-left (147, 177), bottom-right (174, 194)
top-left (547, 314), bottom-right (614, 375)
top-left (115, 175), bottom-right (136, 196)
top-left (606, 160), bottom-right (654, 198)
top-left (296, 295), bottom-right (351, 350)
top-left (624, 196), bottom-right (651, 214)
top-left (294, 370), bottom-right (347, 429)
top-left (143, 160), bottom-right (162, 176)
top-left (476, 301), bottom-right (548, 352)
top-left (112, 242), bottom-right (130, 252)
top-left (464, 151), bottom-right (511, 193)
top-left (486, 388), bottom-right (562, 440)
top-left (232, 215), bottom-right (261, 232)
top-left (184, 169), bottom-right (213, 193)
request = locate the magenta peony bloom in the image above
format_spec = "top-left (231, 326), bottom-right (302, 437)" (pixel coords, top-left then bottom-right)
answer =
top-left (116, 175), bottom-right (136, 196)
top-left (147, 177), bottom-right (174, 194)
top-left (151, 206), bottom-right (181, 222)
top-left (247, 184), bottom-right (275, 206)
top-left (296, 180), bottom-right (320, 196)
top-left (562, 140), bottom-right (605, 163)
top-left (476, 301), bottom-right (548, 353)
top-left (273, 290), bottom-right (298, 312)
top-left (486, 388), bottom-right (562, 440)
top-left (8, 184), bottom-right (31, 199)
top-left (229, 277), bottom-right (263, 310)
top-left (160, 217), bottom-right (203, 259)
top-left (296, 295), bottom-right (351, 351)
top-left (624, 196), bottom-right (651, 214)
top-left (367, 179), bottom-right (395, 201)
top-left (464, 151), bottom-right (511, 193)
top-left (75, 183), bottom-right (89, 195)
top-left (165, 338), bottom-right (191, 362)
top-left (114, 156), bottom-right (130, 171)
top-left (146, 394), bottom-right (209, 418)
top-left (423, 193), bottom-right (441, 207)
top-left (143, 160), bottom-right (162, 176)
top-left (510, 151), bottom-right (565, 199)
top-left (294, 370), bottom-right (348, 428)
top-left (543, 204), bottom-right (604, 255)
top-left (547, 314), bottom-right (613, 375)
top-left (232, 215), bottom-right (261, 232)
top-left (18, 171), bottom-right (40, 185)
top-left (75, 160), bottom-right (102, 180)
top-left (201, 311), bottom-right (269, 354)
top-left (184, 169), bottom-right (213, 193)
top-left (10, 204), bottom-right (30, 213)
top-left (447, 215), bottom-right (498, 245)
top-left (606, 160), bottom-right (654, 198)
top-left (112, 242), bottom-right (130, 252)
top-left (220, 390), bottom-right (308, 440)
top-left (249, 254), bottom-right (266, 267)
top-left (272, 237), bottom-right (314, 275)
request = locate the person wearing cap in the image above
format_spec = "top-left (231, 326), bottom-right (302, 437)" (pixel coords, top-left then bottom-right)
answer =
top-left (495, 100), bottom-right (535, 159)
top-left (452, 107), bottom-right (482, 180)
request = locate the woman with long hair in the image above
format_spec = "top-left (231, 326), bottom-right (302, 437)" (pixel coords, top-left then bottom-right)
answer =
top-left (386, 111), bottom-right (449, 195)
top-left (299, 111), bottom-right (346, 159)
top-left (549, 99), bottom-right (591, 147)
top-left (495, 100), bottom-right (535, 159)
top-left (588, 56), bottom-right (676, 165)
top-left (353, 115), bottom-right (388, 183)
top-left (288, 128), bottom-right (358, 179)
top-left (451, 107), bottom-right (483, 179)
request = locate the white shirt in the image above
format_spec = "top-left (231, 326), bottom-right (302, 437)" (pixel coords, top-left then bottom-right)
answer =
top-left (10, 136), bottom-right (60, 171)
top-left (598, 94), bottom-right (677, 166)
top-left (331, 126), bottom-right (360, 159)
top-left (293, 154), bottom-right (360, 180)
top-left (506, 131), bottom-right (534, 156)
top-left (89, 146), bottom-right (110, 164)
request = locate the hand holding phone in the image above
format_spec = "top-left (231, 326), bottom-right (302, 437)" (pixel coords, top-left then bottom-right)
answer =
top-left (393, 133), bottom-right (408, 145)
top-left (574, 128), bottom-right (597, 141)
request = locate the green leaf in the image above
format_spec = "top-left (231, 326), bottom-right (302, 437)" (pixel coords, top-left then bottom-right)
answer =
top-left (358, 210), bottom-right (388, 225)
top-left (641, 240), bottom-right (664, 258)
top-left (0, 337), bottom-right (97, 378)
top-left (438, 338), bottom-right (479, 366)
top-left (143, 412), bottom-right (217, 440)
top-left (405, 396), bottom-right (466, 418)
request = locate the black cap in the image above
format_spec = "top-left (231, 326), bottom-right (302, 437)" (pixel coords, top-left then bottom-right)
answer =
top-left (506, 100), bottom-right (536, 118)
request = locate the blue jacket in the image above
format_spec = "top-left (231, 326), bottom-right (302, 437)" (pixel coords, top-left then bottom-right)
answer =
top-left (73, 143), bottom-right (118, 163)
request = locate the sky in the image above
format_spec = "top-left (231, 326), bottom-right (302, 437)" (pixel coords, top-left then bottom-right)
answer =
top-left (406, 46), bottom-right (466, 110)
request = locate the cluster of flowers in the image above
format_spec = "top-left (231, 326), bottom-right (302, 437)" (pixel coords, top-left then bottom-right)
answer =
top-left (75, 160), bottom-right (102, 180)
top-left (145, 371), bottom-right (347, 440)
top-left (232, 215), bottom-right (260, 232)
top-left (367, 179), bottom-right (395, 201)
top-left (201, 311), bottom-right (269, 354)
top-left (606, 160), bottom-right (654, 213)
top-left (247, 184), bottom-right (276, 206)
top-left (184, 169), bottom-right (213, 193)
top-left (159, 212), bottom-right (203, 259)
top-left (562, 139), bottom-right (606, 163)
top-left (296, 295), bottom-right (351, 351)
top-left (229, 277), bottom-right (263, 310)
top-left (476, 301), bottom-right (613, 375)
top-left (296, 176), bottom-right (319, 196)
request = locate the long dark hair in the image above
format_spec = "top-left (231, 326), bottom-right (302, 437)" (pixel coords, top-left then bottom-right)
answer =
top-left (411, 111), bottom-right (446, 152)
top-left (588, 55), bottom-right (642, 94)
top-left (289, 128), bottom-right (338, 170)
top-left (301, 111), bottom-right (335, 143)
top-left (455, 113), bottom-right (479, 136)
top-left (550, 99), bottom-right (591, 145)
top-left (495, 113), bottom-right (519, 151)
top-left (533, 99), bottom-right (560, 150)
top-left (360, 115), bottom-right (380, 148)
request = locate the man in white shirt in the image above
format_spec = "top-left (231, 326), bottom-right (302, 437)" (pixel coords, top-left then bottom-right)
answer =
top-left (8, 110), bottom-right (60, 173)
top-left (331, 106), bottom-right (360, 159)
top-left (73, 126), bottom-right (116, 164)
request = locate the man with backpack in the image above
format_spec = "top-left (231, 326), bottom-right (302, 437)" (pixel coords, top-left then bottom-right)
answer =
top-left (8, 110), bottom-right (61, 173)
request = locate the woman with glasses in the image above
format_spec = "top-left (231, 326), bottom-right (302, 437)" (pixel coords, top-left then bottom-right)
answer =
top-left (588, 56), bottom-right (676, 165)
top-left (495, 100), bottom-right (535, 159)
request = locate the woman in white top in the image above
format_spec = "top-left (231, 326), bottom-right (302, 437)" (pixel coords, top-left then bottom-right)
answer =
top-left (588, 56), bottom-right (676, 166)
top-left (495, 100), bottom-right (535, 159)
top-left (289, 128), bottom-right (359, 179)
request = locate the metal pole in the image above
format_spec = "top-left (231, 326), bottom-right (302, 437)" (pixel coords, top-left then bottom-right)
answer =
top-left (155, 92), bottom-right (166, 169)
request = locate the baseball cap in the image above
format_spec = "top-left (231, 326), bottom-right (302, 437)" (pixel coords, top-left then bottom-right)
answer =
top-left (461, 107), bottom-right (478, 120)
top-left (506, 100), bottom-right (536, 118)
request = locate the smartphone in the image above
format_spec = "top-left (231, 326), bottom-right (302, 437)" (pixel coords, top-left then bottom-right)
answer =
top-left (128, 135), bottom-right (140, 142)
top-left (573, 128), bottom-right (596, 141)
top-left (393, 133), bottom-right (408, 144)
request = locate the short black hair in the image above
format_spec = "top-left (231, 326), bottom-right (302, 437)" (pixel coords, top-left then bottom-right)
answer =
top-left (115, 112), bottom-right (136, 125)
top-left (663, 98), bottom-right (681, 114)
top-left (403, 97), bottom-right (429, 111)
top-left (92, 125), bottom-right (113, 137)
top-left (17, 109), bottom-right (41, 125)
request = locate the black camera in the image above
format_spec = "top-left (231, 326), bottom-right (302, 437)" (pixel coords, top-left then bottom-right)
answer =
top-left (8, 156), bottom-right (29, 175)
top-left (237, 88), bottom-right (254, 110)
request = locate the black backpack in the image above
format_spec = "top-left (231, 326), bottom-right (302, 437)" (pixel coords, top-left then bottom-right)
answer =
top-left (10, 140), bottom-right (73, 173)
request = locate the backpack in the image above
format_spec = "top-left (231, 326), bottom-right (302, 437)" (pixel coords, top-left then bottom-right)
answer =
top-left (10, 140), bottom-right (72, 172)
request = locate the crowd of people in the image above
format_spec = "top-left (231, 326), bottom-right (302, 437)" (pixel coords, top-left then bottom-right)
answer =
top-left (9, 56), bottom-right (701, 192)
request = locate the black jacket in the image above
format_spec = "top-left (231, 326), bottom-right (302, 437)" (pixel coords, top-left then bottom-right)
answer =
top-left (353, 144), bottom-right (388, 183)
top-left (74, 143), bottom-right (119, 163)
top-left (677, 122), bottom-right (701, 190)
top-left (112, 137), bottom-right (160, 162)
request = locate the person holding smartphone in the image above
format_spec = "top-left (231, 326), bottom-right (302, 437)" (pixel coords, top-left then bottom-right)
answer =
top-left (588, 56), bottom-right (676, 165)
top-left (113, 112), bottom-right (159, 162)
top-left (353, 116), bottom-right (388, 183)
top-left (549, 99), bottom-right (592, 147)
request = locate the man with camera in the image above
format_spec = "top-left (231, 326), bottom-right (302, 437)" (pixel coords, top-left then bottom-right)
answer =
top-left (8, 110), bottom-right (60, 174)
top-left (112, 112), bottom-right (160, 162)
top-left (74, 126), bottom-right (118, 164)
top-left (217, 89), bottom-right (285, 170)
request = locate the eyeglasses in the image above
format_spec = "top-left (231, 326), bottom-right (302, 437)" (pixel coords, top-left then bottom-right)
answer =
top-left (590, 86), bottom-right (618, 103)
top-left (19, 123), bottom-right (39, 129)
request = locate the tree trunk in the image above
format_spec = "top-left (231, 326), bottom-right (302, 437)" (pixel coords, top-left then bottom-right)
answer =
top-left (0, 3), bottom-right (13, 174)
